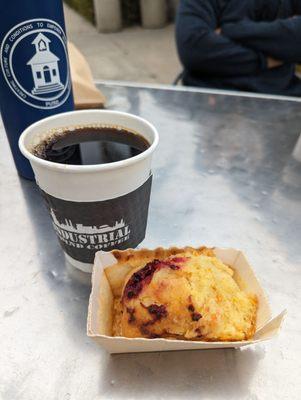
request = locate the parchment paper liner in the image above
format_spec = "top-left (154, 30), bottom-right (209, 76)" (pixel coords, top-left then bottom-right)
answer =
top-left (87, 247), bottom-right (286, 354)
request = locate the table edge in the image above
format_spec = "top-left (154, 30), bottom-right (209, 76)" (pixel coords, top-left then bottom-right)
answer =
top-left (95, 79), bottom-right (301, 103)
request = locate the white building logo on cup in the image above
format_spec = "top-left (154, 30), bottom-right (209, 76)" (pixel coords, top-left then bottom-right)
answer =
top-left (50, 208), bottom-right (131, 251)
top-left (0, 19), bottom-right (71, 109)
top-left (27, 33), bottom-right (64, 95)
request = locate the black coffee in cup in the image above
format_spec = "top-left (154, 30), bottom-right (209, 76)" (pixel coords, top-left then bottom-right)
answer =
top-left (20, 110), bottom-right (158, 272)
top-left (33, 125), bottom-right (150, 165)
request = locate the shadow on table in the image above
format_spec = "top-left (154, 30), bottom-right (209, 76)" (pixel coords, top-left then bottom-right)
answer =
top-left (18, 178), bottom-right (92, 343)
top-left (99, 346), bottom-right (265, 399)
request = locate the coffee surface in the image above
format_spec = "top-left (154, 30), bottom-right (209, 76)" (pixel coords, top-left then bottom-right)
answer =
top-left (33, 126), bottom-right (150, 165)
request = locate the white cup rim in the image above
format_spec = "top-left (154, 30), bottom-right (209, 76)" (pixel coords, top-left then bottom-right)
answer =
top-left (18, 110), bottom-right (159, 173)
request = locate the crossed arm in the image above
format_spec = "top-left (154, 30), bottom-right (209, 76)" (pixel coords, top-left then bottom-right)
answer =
top-left (222, 16), bottom-right (301, 64)
top-left (175, 0), bottom-right (267, 77)
top-left (176, 0), bottom-right (301, 77)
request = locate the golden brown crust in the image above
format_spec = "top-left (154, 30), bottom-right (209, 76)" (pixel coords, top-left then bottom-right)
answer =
top-left (112, 298), bottom-right (258, 342)
top-left (111, 247), bottom-right (257, 341)
top-left (111, 246), bottom-right (215, 262)
top-left (112, 298), bottom-right (123, 337)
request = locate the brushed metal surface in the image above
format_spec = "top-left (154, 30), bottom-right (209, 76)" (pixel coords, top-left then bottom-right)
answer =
top-left (0, 84), bottom-right (300, 399)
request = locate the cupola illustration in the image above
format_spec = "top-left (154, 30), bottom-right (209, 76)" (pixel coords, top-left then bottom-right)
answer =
top-left (27, 33), bottom-right (64, 95)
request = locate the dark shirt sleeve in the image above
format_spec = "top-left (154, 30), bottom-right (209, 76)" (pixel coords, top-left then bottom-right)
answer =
top-left (175, 0), bottom-right (267, 77)
top-left (222, 17), bottom-right (301, 63)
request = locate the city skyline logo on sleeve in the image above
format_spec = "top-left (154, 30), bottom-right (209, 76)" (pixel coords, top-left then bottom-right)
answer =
top-left (50, 208), bottom-right (131, 251)
top-left (40, 175), bottom-right (152, 262)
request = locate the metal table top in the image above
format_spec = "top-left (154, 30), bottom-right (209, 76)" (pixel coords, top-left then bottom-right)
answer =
top-left (1, 83), bottom-right (300, 400)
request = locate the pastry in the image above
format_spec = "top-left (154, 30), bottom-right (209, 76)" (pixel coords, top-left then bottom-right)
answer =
top-left (109, 247), bottom-right (257, 341)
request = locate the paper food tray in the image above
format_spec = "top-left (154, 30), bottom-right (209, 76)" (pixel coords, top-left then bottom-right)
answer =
top-left (87, 247), bottom-right (286, 354)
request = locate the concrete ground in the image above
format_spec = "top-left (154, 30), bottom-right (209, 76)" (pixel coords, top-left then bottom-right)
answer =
top-left (64, 4), bottom-right (181, 84)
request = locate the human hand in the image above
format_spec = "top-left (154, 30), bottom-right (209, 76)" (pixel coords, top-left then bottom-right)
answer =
top-left (267, 57), bottom-right (283, 69)
top-left (215, 27), bottom-right (221, 35)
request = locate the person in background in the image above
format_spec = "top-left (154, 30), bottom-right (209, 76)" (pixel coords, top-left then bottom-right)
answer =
top-left (175, 0), bottom-right (301, 96)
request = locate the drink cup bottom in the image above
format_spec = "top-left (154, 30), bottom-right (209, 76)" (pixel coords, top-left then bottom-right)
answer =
top-left (65, 253), bottom-right (93, 273)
